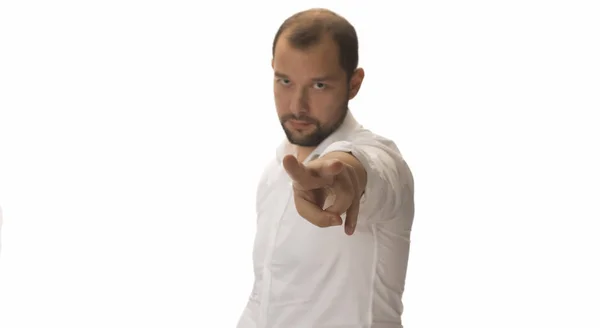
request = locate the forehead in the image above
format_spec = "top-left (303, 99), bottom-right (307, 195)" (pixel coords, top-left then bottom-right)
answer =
top-left (273, 34), bottom-right (344, 78)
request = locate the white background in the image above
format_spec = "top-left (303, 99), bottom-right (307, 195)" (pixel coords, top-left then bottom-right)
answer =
top-left (1, 0), bottom-right (599, 327)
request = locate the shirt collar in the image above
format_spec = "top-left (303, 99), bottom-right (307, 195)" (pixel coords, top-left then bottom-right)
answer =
top-left (276, 110), bottom-right (361, 163)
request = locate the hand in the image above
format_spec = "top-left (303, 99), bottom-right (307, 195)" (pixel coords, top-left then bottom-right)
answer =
top-left (282, 154), bottom-right (362, 235)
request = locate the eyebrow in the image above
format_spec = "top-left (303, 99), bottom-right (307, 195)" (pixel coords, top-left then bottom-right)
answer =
top-left (274, 71), bottom-right (336, 82)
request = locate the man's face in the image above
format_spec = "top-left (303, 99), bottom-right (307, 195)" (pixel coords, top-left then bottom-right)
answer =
top-left (272, 34), bottom-right (363, 147)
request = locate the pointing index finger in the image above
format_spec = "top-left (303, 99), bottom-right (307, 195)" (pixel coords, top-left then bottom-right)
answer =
top-left (282, 155), bottom-right (307, 182)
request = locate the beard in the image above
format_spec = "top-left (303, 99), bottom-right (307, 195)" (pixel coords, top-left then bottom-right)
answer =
top-left (280, 104), bottom-right (348, 147)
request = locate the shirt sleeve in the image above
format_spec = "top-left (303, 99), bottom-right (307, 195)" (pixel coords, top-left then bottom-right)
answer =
top-left (319, 138), bottom-right (413, 221)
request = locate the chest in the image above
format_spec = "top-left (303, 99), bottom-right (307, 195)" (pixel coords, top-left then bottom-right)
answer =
top-left (253, 166), bottom-right (374, 273)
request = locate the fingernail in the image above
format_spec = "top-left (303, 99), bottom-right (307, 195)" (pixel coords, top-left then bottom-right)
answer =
top-left (345, 224), bottom-right (355, 235)
top-left (331, 217), bottom-right (342, 226)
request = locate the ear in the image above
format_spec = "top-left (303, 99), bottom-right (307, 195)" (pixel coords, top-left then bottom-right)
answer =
top-left (271, 58), bottom-right (274, 69)
top-left (348, 68), bottom-right (365, 100)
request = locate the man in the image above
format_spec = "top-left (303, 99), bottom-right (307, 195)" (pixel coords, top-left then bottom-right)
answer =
top-left (237, 8), bottom-right (415, 328)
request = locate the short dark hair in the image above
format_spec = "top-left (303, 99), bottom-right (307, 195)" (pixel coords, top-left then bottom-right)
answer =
top-left (272, 8), bottom-right (359, 80)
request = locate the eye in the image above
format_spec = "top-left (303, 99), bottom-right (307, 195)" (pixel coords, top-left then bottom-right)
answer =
top-left (313, 82), bottom-right (327, 90)
top-left (277, 78), bottom-right (291, 86)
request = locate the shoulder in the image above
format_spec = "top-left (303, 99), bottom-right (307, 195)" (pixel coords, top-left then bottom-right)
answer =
top-left (325, 127), bottom-right (409, 175)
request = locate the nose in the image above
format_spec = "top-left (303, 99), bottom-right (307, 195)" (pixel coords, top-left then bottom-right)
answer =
top-left (290, 87), bottom-right (308, 116)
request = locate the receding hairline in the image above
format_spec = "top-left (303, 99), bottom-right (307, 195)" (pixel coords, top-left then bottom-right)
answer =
top-left (274, 8), bottom-right (351, 49)
top-left (272, 8), bottom-right (359, 80)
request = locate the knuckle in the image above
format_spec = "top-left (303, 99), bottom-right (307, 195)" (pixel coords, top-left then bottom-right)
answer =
top-left (315, 219), bottom-right (329, 228)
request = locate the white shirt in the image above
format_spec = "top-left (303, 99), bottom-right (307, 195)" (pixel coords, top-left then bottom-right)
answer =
top-left (237, 111), bottom-right (415, 328)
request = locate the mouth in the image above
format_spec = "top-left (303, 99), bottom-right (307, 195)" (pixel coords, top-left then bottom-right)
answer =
top-left (287, 119), bottom-right (314, 129)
